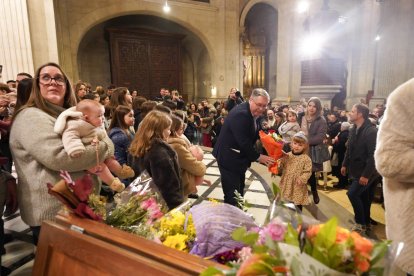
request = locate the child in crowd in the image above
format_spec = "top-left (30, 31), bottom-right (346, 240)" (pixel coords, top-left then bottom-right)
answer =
top-left (54, 99), bottom-right (134, 193)
top-left (278, 110), bottom-right (300, 153)
top-left (278, 132), bottom-right (312, 211)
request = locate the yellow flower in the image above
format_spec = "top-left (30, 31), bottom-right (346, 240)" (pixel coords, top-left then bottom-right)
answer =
top-left (208, 198), bottom-right (219, 204)
top-left (163, 234), bottom-right (189, 251)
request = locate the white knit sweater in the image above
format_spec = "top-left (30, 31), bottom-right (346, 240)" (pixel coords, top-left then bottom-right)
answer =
top-left (10, 107), bottom-right (113, 226)
top-left (375, 78), bottom-right (414, 274)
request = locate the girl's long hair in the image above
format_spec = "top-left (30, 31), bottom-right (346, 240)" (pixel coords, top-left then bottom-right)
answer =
top-left (170, 114), bottom-right (183, 138)
top-left (108, 105), bottom-right (133, 134)
top-left (129, 110), bottom-right (171, 157)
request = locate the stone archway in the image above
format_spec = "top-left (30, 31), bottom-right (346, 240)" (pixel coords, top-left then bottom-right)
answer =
top-left (77, 14), bottom-right (212, 102)
top-left (53, 1), bottom-right (219, 102)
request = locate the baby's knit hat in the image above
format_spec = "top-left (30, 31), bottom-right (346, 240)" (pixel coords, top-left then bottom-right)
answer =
top-left (293, 131), bottom-right (308, 143)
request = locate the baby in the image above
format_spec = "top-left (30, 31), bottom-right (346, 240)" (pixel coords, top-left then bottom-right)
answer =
top-left (54, 99), bottom-right (134, 193)
top-left (189, 145), bottom-right (211, 186)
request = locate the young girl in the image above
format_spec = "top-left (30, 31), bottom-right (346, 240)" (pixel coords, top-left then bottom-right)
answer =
top-left (278, 132), bottom-right (312, 211)
top-left (278, 110), bottom-right (300, 153)
top-left (168, 115), bottom-right (207, 198)
top-left (129, 110), bottom-right (184, 210)
top-left (108, 105), bottom-right (136, 185)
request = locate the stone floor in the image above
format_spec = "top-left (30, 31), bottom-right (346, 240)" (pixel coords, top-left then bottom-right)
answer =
top-left (1, 150), bottom-right (400, 275)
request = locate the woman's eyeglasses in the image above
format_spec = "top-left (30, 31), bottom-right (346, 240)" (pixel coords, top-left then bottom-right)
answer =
top-left (38, 74), bottom-right (66, 86)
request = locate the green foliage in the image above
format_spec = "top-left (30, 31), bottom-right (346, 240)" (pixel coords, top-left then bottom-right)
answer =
top-left (106, 194), bottom-right (147, 227)
top-left (200, 266), bottom-right (225, 276)
top-left (370, 240), bottom-right (392, 268)
top-left (284, 224), bottom-right (299, 246)
top-left (231, 227), bottom-right (259, 247)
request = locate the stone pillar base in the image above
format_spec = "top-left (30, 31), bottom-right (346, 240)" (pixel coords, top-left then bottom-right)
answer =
top-left (368, 97), bottom-right (386, 110)
top-left (300, 85), bottom-right (343, 108)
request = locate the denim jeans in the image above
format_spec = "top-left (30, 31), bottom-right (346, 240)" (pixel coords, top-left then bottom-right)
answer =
top-left (347, 177), bottom-right (377, 225)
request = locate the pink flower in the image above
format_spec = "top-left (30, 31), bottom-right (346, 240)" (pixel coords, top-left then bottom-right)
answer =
top-left (259, 219), bottom-right (286, 243)
top-left (238, 247), bottom-right (253, 262)
top-left (140, 197), bottom-right (157, 210)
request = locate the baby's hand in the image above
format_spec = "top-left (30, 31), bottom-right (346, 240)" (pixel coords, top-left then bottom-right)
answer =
top-left (88, 165), bottom-right (103, 174)
top-left (91, 137), bottom-right (100, 146)
top-left (70, 150), bottom-right (84, 158)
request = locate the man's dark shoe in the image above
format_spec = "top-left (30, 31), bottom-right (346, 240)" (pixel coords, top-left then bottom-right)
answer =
top-left (333, 184), bottom-right (347, 189)
top-left (188, 193), bottom-right (199, 199)
top-left (312, 190), bottom-right (320, 204)
top-left (1, 266), bottom-right (12, 275)
top-left (3, 233), bottom-right (14, 244)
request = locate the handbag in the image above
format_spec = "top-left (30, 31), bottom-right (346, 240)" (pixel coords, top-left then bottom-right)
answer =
top-left (310, 144), bottom-right (331, 164)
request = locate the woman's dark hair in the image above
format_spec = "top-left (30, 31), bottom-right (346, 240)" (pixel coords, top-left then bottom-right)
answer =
top-left (14, 78), bottom-right (33, 112)
top-left (74, 81), bottom-right (86, 102)
top-left (140, 100), bottom-right (157, 120)
top-left (99, 93), bottom-right (109, 105)
top-left (109, 87), bottom-right (130, 109)
top-left (132, 96), bottom-right (147, 111)
top-left (108, 105), bottom-right (133, 133)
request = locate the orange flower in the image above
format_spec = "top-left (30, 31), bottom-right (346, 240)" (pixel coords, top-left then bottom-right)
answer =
top-left (306, 225), bottom-right (321, 239)
top-left (354, 255), bottom-right (370, 273)
top-left (351, 232), bottom-right (373, 257)
top-left (336, 227), bottom-right (350, 243)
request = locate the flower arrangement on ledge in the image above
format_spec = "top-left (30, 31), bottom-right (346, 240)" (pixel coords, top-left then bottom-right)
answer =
top-left (202, 216), bottom-right (391, 276)
top-left (153, 208), bottom-right (196, 252)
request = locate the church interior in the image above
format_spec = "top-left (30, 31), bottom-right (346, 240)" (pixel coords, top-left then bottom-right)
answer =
top-left (1, 0), bottom-right (414, 275)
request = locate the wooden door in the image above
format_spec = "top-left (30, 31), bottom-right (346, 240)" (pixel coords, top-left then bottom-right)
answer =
top-left (108, 28), bottom-right (184, 100)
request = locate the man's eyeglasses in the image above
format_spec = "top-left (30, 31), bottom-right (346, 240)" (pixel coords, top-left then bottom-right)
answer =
top-left (251, 99), bottom-right (268, 110)
top-left (38, 74), bottom-right (66, 86)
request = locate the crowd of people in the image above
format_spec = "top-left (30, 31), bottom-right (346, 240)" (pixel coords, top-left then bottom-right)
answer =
top-left (0, 62), bottom-right (412, 275)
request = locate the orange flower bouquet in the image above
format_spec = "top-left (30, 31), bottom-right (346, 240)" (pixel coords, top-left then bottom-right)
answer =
top-left (284, 217), bottom-right (390, 275)
top-left (259, 130), bottom-right (284, 174)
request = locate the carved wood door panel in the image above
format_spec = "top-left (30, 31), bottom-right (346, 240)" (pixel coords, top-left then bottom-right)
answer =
top-left (108, 29), bottom-right (183, 100)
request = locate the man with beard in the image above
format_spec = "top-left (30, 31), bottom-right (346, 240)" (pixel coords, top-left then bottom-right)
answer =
top-left (341, 103), bottom-right (378, 235)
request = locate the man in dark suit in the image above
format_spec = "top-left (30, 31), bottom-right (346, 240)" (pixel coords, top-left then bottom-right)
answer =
top-left (213, 88), bottom-right (276, 206)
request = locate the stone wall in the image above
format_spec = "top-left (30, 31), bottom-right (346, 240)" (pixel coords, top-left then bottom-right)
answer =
top-left (3, 0), bottom-right (413, 107)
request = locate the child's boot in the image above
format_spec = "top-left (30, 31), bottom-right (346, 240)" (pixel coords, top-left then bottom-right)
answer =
top-left (109, 178), bottom-right (125, 193)
top-left (116, 164), bottom-right (135, 179)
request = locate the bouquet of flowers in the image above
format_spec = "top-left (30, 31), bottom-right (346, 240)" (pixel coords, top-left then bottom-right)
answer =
top-left (189, 201), bottom-right (257, 258)
top-left (259, 130), bottom-right (284, 174)
top-left (48, 170), bottom-right (166, 239)
top-left (202, 216), bottom-right (391, 276)
top-left (152, 201), bottom-right (196, 252)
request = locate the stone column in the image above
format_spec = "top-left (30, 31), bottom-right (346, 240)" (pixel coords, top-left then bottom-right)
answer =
top-left (274, 2), bottom-right (293, 104)
top-left (374, 0), bottom-right (414, 102)
top-left (0, 0), bottom-right (34, 80)
top-left (346, 0), bottom-right (379, 109)
top-left (26, 0), bottom-right (59, 68)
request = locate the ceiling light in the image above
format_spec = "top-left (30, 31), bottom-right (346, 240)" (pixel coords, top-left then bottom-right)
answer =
top-left (301, 33), bottom-right (325, 57)
top-left (375, 35), bottom-right (381, 41)
top-left (163, 1), bottom-right (171, 13)
top-left (297, 1), bottom-right (310, 14)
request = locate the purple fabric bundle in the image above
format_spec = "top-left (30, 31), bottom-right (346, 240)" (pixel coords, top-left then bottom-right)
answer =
top-left (189, 202), bottom-right (257, 257)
